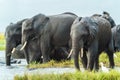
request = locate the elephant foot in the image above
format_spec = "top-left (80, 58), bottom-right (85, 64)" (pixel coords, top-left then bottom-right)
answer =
top-left (11, 59), bottom-right (21, 64)
top-left (109, 65), bottom-right (115, 69)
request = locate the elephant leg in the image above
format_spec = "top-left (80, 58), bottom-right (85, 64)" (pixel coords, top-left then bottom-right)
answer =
top-left (41, 43), bottom-right (51, 63)
top-left (41, 35), bottom-right (51, 63)
top-left (87, 50), bottom-right (95, 71)
top-left (94, 53), bottom-right (100, 71)
top-left (80, 49), bottom-right (87, 69)
top-left (106, 50), bottom-right (115, 68)
top-left (24, 47), bottom-right (29, 64)
top-left (87, 41), bottom-right (98, 71)
top-left (106, 36), bottom-right (115, 68)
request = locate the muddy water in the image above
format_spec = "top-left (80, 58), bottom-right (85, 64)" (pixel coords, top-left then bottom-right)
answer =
top-left (0, 51), bottom-right (75, 80)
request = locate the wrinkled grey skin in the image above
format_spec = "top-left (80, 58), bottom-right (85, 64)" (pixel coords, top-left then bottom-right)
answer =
top-left (112, 25), bottom-right (120, 51)
top-left (11, 44), bottom-right (25, 59)
top-left (92, 11), bottom-right (116, 28)
top-left (5, 19), bottom-right (26, 66)
top-left (22, 12), bottom-right (77, 64)
top-left (71, 16), bottom-right (114, 71)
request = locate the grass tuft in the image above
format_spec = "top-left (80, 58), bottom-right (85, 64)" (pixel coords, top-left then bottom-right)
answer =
top-left (14, 70), bottom-right (120, 80)
top-left (27, 60), bottom-right (74, 69)
top-left (27, 52), bottom-right (120, 69)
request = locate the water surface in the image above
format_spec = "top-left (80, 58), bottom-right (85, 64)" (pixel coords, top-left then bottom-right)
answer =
top-left (0, 51), bottom-right (75, 80)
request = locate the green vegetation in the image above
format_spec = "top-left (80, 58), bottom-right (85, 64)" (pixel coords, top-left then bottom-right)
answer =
top-left (27, 52), bottom-right (120, 69)
top-left (0, 33), bottom-right (5, 50)
top-left (27, 60), bottom-right (74, 69)
top-left (14, 70), bottom-right (120, 80)
top-left (99, 52), bottom-right (120, 67)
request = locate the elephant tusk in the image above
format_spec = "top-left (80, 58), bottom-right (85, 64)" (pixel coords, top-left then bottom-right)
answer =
top-left (80, 48), bottom-right (83, 57)
top-left (20, 41), bottom-right (27, 50)
top-left (11, 48), bottom-right (16, 54)
top-left (67, 49), bottom-right (73, 59)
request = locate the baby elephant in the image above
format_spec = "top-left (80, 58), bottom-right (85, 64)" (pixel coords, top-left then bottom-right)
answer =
top-left (11, 44), bottom-right (25, 59)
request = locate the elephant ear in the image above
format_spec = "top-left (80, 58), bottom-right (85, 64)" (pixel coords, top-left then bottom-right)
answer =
top-left (86, 21), bottom-right (98, 40)
top-left (73, 17), bottom-right (82, 24)
top-left (116, 25), bottom-right (120, 33)
top-left (32, 14), bottom-right (49, 33)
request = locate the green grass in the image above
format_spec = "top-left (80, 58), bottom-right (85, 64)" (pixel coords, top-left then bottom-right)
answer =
top-left (27, 52), bottom-right (120, 69)
top-left (27, 60), bottom-right (75, 69)
top-left (0, 33), bottom-right (5, 50)
top-left (14, 70), bottom-right (120, 80)
top-left (99, 52), bottom-right (120, 67)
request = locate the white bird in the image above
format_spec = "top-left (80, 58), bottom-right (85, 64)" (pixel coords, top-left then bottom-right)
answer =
top-left (114, 53), bottom-right (117, 58)
top-left (100, 62), bottom-right (109, 72)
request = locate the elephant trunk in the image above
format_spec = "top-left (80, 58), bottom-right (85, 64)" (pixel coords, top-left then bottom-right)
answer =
top-left (72, 38), bottom-right (84, 71)
top-left (5, 41), bottom-right (16, 66)
top-left (24, 47), bottom-right (30, 64)
top-left (73, 48), bottom-right (80, 70)
top-left (5, 47), bottom-right (11, 66)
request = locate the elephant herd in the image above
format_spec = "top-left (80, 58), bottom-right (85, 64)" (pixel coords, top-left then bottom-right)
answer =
top-left (5, 11), bottom-right (120, 71)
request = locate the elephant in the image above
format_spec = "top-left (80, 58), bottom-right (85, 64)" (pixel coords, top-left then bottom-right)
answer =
top-left (92, 11), bottom-right (116, 28)
top-left (5, 19), bottom-right (27, 66)
top-left (50, 47), bottom-right (70, 61)
top-left (112, 25), bottom-right (120, 51)
top-left (11, 44), bottom-right (25, 59)
top-left (21, 12), bottom-right (77, 64)
top-left (70, 16), bottom-right (115, 71)
top-left (102, 11), bottom-right (116, 28)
